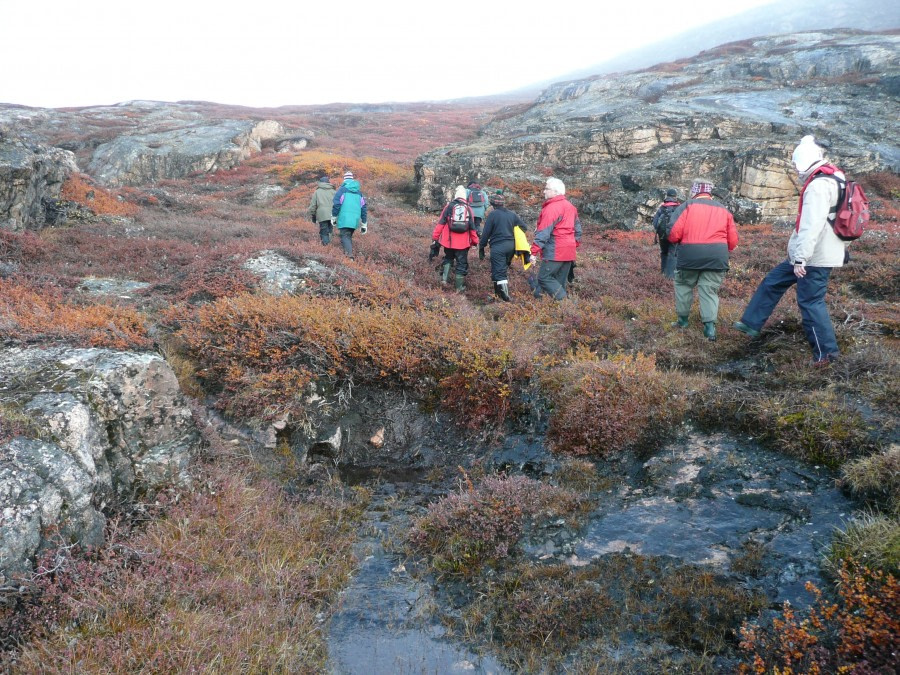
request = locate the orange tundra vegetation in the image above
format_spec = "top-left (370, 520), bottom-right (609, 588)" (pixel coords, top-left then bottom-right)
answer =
top-left (60, 174), bottom-right (138, 217)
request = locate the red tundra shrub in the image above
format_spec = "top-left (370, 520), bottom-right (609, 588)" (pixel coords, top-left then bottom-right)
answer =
top-left (543, 351), bottom-right (688, 457)
top-left (740, 561), bottom-right (899, 674)
top-left (0, 280), bottom-right (151, 350)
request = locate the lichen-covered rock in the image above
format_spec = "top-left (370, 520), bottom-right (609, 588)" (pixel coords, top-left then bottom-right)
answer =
top-left (0, 135), bottom-right (77, 231)
top-left (88, 119), bottom-right (285, 186)
top-left (415, 30), bottom-right (900, 227)
top-left (242, 250), bottom-right (335, 296)
top-left (0, 347), bottom-right (200, 580)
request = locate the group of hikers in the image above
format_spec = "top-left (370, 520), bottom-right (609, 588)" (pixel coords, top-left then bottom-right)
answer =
top-left (310, 135), bottom-right (861, 365)
top-left (308, 171), bottom-right (368, 258)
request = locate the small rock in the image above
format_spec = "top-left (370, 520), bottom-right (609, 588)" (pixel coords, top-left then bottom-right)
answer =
top-left (370, 427), bottom-right (385, 448)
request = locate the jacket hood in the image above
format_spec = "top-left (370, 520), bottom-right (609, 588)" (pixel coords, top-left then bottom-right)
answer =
top-left (343, 179), bottom-right (360, 193)
top-left (798, 159), bottom-right (829, 183)
top-left (318, 180), bottom-right (334, 189)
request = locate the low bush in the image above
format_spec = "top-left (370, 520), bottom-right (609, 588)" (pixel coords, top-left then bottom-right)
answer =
top-left (0, 279), bottom-right (151, 350)
top-left (406, 474), bottom-right (585, 577)
top-left (543, 351), bottom-right (689, 457)
top-left (163, 290), bottom-right (520, 427)
top-left (60, 173), bottom-right (138, 217)
top-left (740, 561), bottom-right (899, 674)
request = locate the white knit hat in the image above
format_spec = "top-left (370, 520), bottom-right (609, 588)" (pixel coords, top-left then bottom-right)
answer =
top-left (343, 171), bottom-right (354, 180)
top-left (454, 185), bottom-right (467, 200)
top-left (791, 135), bottom-right (824, 173)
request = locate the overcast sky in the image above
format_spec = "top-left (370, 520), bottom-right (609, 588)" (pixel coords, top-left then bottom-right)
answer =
top-left (2, 0), bottom-right (778, 109)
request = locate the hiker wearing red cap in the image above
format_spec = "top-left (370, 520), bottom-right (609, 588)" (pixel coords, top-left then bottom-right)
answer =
top-left (667, 178), bottom-right (738, 341)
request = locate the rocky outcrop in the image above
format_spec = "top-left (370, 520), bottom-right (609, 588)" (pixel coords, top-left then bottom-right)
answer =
top-left (88, 119), bottom-right (285, 186)
top-left (0, 135), bottom-right (77, 231)
top-left (242, 250), bottom-right (336, 296)
top-left (0, 348), bottom-right (200, 581)
top-left (415, 30), bottom-right (900, 226)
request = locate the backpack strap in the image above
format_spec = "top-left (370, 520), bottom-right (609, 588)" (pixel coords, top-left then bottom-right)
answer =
top-left (796, 164), bottom-right (839, 231)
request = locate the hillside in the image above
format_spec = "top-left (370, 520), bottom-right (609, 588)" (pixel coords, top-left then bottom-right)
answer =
top-left (416, 29), bottom-right (899, 229)
top-left (1, 31), bottom-right (898, 674)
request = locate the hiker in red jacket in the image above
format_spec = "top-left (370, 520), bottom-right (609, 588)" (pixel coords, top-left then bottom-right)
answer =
top-left (667, 178), bottom-right (738, 341)
top-left (530, 177), bottom-right (582, 300)
top-left (432, 186), bottom-right (479, 292)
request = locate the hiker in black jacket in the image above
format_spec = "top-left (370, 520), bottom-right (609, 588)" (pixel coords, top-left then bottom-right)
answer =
top-left (652, 188), bottom-right (681, 279)
top-left (478, 193), bottom-right (527, 301)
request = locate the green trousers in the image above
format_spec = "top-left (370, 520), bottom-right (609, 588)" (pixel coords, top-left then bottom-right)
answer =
top-left (674, 269), bottom-right (726, 323)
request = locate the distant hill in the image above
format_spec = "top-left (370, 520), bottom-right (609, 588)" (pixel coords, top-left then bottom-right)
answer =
top-left (532, 0), bottom-right (900, 89)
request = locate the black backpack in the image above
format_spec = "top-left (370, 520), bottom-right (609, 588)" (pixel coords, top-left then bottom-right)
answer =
top-left (468, 186), bottom-right (485, 207)
top-left (653, 204), bottom-right (677, 240)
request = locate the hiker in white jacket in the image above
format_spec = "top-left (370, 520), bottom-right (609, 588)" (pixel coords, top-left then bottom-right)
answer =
top-left (733, 135), bottom-right (847, 364)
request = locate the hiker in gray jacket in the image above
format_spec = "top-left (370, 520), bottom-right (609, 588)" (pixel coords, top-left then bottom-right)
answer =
top-left (308, 176), bottom-right (337, 245)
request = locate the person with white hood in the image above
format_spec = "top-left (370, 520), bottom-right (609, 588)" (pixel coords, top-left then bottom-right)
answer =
top-left (733, 135), bottom-right (848, 364)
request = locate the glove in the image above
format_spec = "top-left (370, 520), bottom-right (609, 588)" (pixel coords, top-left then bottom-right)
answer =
top-left (360, 221), bottom-right (368, 234)
top-left (478, 248), bottom-right (485, 260)
top-left (311, 215), bottom-right (317, 223)
top-left (429, 241), bottom-right (440, 260)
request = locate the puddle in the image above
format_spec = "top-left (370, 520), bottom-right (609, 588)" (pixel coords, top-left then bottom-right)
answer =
top-left (327, 494), bottom-right (506, 675)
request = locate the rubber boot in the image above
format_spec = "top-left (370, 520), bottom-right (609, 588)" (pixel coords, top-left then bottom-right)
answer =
top-left (495, 280), bottom-right (510, 302)
top-left (441, 262), bottom-right (451, 286)
top-left (454, 274), bottom-right (466, 293)
top-left (671, 315), bottom-right (689, 328)
top-left (703, 321), bottom-right (717, 341)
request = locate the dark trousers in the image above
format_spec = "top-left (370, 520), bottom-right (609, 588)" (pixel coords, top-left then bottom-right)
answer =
top-left (339, 228), bottom-right (354, 257)
top-left (740, 260), bottom-right (839, 361)
top-left (318, 220), bottom-right (333, 245)
top-left (442, 248), bottom-right (469, 276)
top-left (488, 241), bottom-right (515, 282)
top-left (660, 239), bottom-right (676, 279)
top-left (535, 260), bottom-right (573, 300)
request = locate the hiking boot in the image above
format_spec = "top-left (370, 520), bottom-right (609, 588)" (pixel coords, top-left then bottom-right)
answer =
top-left (811, 353), bottom-right (839, 367)
top-left (733, 321), bottom-right (761, 338)
top-left (671, 315), bottom-right (689, 328)
top-left (703, 322), bottom-right (717, 341)
top-left (495, 281), bottom-right (510, 302)
top-left (454, 275), bottom-right (466, 293)
top-left (440, 262), bottom-right (451, 286)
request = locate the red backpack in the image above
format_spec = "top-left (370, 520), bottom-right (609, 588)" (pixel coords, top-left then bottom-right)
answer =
top-left (797, 165), bottom-right (869, 241)
top-left (825, 175), bottom-right (869, 241)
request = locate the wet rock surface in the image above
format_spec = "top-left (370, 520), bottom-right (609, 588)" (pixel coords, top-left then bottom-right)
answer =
top-left (324, 421), bottom-right (854, 672)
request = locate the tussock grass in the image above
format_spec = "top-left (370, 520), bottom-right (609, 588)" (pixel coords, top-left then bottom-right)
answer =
top-left (827, 513), bottom-right (900, 577)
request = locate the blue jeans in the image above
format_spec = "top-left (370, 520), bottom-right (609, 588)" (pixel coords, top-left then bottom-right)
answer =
top-left (740, 260), bottom-right (839, 361)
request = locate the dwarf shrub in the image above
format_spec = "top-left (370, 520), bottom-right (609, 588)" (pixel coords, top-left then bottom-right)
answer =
top-left (740, 561), bottom-right (899, 674)
top-left (407, 474), bottom-right (584, 577)
top-left (544, 351), bottom-right (688, 457)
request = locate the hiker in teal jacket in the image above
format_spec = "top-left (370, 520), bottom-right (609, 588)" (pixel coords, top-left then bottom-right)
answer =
top-left (332, 174), bottom-right (368, 258)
